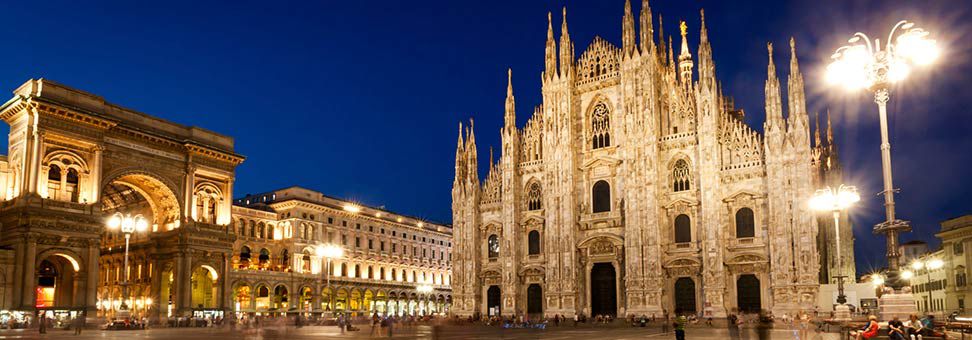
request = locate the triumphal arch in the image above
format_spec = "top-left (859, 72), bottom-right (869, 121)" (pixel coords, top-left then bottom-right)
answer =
top-left (0, 79), bottom-right (243, 324)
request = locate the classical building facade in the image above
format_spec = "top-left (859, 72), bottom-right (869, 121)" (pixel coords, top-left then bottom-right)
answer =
top-left (451, 2), bottom-right (849, 318)
top-left (933, 214), bottom-right (972, 314)
top-left (229, 187), bottom-right (452, 317)
top-left (0, 79), bottom-right (451, 326)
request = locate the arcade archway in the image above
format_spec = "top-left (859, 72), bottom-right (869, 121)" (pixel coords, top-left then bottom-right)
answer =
top-left (35, 254), bottom-right (81, 309)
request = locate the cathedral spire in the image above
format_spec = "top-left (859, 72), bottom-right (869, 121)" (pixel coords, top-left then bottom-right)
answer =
top-left (814, 111), bottom-right (822, 147)
top-left (787, 37), bottom-right (807, 127)
top-left (454, 121), bottom-right (465, 183)
top-left (826, 109), bottom-right (834, 145)
top-left (639, 0), bottom-right (653, 54)
top-left (678, 20), bottom-right (694, 84)
top-left (622, 0), bottom-right (636, 57)
top-left (764, 43), bottom-right (784, 130)
top-left (657, 15), bottom-right (665, 62)
top-left (559, 7), bottom-right (574, 77)
top-left (697, 9), bottom-right (715, 87)
top-left (505, 68), bottom-right (516, 129)
top-left (545, 12), bottom-right (557, 79)
top-left (465, 118), bottom-right (478, 183)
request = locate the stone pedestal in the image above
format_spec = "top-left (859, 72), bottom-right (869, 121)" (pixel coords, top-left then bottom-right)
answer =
top-left (834, 304), bottom-right (851, 321)
top-left (878, 291), bottom-right (917, 321)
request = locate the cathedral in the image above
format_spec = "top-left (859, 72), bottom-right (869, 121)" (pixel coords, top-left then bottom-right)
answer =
top-left (450, 1), bottom-right (854, 319)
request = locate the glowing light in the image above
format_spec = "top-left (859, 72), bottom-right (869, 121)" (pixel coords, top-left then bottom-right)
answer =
top-left (871, 275), bottom-right (885, 286)
top-left (810, 185), bottom-right (860, 211)
top-left (901, 270), bottom-right (914, 280)
top-left (912, 261), bottom-right (924, 270)
top-left (146, 298), bottom-right (153, 305)
top-left (928, 259), bottom-right (944, 270)
top-left (417, 222), bottom-right (424, 228)
top-left (316, 244), bottom-right (345, 259)
top-left (107, 214), bottom-right (122, 230)
top-left (343, 204), bottom-right (361, 213)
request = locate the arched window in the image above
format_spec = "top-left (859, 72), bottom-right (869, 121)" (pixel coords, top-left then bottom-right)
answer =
top-left (528, 230), bottom-right (541, 255)
top-left (592, 180), bottom-right (611, 213)
top-left (487, 234), bottom-right (500, 259)
top-left (249, 220), bottom-right (256, 237)
top-left (66, 168), bottom-right (79, 202)
top-left (674, 214), bottom-right (691, 243)
top-left (735, 208), bottom-right (755, 238)
top-left (267, 225), bottom-right (275, 240)
top-left (673, 159), bottom-right (691, 192)
top-left (258, 223), bottom-right (266, 239)
top-left (258, 248), bottom-right (270, 265)
top-left (591, 102), bottom-right (611, 149)
top-left (240, 246), bottom-right (252, 264)
top-left (47, 165), bottom-right (62, 200)
top-left (527, 182), bottom-right (542, 211)
top-left (341, 263), bottom-right (348, 277)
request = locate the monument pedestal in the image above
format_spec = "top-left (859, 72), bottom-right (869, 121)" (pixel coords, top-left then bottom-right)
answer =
top-left (834, 304), bottom-right (851, 322)
top-left (878, 289), bottom-right (917, 320)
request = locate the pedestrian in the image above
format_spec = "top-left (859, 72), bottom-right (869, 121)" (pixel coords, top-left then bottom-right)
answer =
top-left (39, 314), bottom-right (47, 334)
top-left (850, 315), bottom-right (879, 340)
top-left (371, 313), bottom-right (380, 336)
top-left (573, 313), bottom-right (578, 327)
top-left (889, 316), bottom-right (907, 340)
top-left (756, 310), bottom-right (773, 340)
top-left (74, 313), bottom-right (84, 335)
top-left (673, 310), bottom-right (687, 340)
top-left (728, 313), bottom-right (740, 340)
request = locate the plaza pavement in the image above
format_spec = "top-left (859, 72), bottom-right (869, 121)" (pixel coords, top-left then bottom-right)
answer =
top-left (0, 323), bottom-right (843, 339)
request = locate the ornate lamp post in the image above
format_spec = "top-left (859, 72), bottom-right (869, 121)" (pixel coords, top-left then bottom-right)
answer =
top-left (825, 20), bottom-right (939, 288)
top-left (106, 212), bottom-right (148, 318)
top-left (810, 185), bottom-right (860, 308)
top-left (316, 244), bottom-right (344, 313)
top-left (904, 258), bottom-right (944, 312)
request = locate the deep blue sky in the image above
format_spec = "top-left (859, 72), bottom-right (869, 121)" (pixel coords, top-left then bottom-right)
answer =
top-left (2, 0), bottom-right (970, 275)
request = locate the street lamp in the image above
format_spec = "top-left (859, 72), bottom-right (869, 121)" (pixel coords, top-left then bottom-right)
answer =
top-left (315, 244), bottom-right (344, 312)
top-left (825, 20), bottom-right (939, 288)
top-left (106, 212), bottom-right (148, 318)
top-left (908, 258), bottom-right (945, 312)
top-left (810, 185), bottom-right (860, 305)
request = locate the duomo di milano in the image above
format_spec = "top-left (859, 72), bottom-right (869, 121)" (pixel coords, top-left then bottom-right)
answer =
top-left (451, 1), bottom-right (855, 319)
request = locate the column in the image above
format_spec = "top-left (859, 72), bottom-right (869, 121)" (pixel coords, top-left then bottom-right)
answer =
top-left (20, 237), bottom-right (36, 309)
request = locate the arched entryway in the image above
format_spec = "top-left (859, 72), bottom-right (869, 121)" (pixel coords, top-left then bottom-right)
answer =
top-left (590, 263), bottom-right (617, 317)
top-left (736, 274), bottom-right (761, 313)
top-left (35, 254), bottom-right (80, 308)
top-left (191, 266), bottom-right (217, 308)
top-left (526, 284), bottom-right (543, 315)
top-left (674, 277), bottom-right (697, 314)
top-left (486, 286), bottom-right (501, 316)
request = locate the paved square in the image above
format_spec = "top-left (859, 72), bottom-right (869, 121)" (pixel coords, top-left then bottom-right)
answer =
top-left (0, 324), bottom-right (842, 339)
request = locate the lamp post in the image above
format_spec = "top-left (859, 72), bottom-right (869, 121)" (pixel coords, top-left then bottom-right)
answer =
top-left (906, 258), bottom-right (945, 313)
top-left (316, 244), bottom-right (344, 314)
top-left (106, 212), bottom-right (148, 318)
top-left (810, 185), bottom-right (861, 306)
top-left (825, 20), bottom-right (939, 288)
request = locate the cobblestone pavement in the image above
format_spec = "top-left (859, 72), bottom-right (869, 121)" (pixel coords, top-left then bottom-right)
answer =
top-left (0, 324), bottom-right (842, 339)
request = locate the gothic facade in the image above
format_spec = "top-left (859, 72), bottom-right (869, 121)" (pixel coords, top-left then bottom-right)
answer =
top-left (451, 2), bottom-right (850, 318)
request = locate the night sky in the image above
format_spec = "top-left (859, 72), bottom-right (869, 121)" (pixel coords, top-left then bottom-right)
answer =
top-left (1, 0), bottom-right (970, 276)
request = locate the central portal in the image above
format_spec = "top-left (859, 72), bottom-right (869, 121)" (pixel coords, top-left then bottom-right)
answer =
top-left (590, 263), bottom-right (617, 317)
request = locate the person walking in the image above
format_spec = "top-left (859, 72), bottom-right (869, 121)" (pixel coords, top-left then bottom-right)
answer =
top-left (727, 313), bottom-right (740, 340)
top-left (672, 310), bottom-right (687, 340)
top-left (756, 310), bottom-right (773, 340)
top-left (73, 314), bottom-right (84, 335)
top-left (38, 314), bottom-right (47, 334)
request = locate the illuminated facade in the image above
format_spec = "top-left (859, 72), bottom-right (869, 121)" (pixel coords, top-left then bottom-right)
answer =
top-left (451, 2), bottom-right (848, 318)
top-left (0, 79), bottom-right (450, 325)
top-left (229, 187), bottom-right (452, 317)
